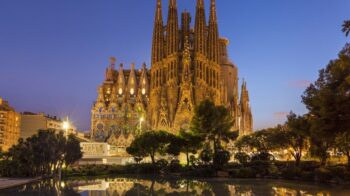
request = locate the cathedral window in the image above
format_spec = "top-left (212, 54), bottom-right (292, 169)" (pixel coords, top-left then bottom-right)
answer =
top-left (118, 88), bottom-right (123, 95)
top-left (130, 88), bottom-right (135, 95)
top-left (142, 88), bottom-right (146, 95)
top-left (99, 107), bottom-right (103, 113)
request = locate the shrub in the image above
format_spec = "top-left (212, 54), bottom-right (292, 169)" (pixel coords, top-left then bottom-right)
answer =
top-left (200, 148), bottom-right (213, 165)
top-left (251, 152), bottom-right (274, 162)
top-left (156, 159), bottom-right (168, 168)
top-left (234, 152), bottom-right (250, 165)
top-left (300, 171), bottom-right (315, 181)
top-left (281, 166), bottom-right (302, 179)
top-left (213, 150), bottom-right (230, 168)
top-left (314, 167), bottom-right (332, 183)
top-left (327, 166), bottom-right (349, 181)
top-left (237, 167), bottom-right (256, 178)
top-left (166, 160), bottom-right (182, 173)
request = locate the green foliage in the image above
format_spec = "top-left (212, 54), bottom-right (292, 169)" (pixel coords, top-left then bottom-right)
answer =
top-left (335, 132), bottom-right (350, 167)
top-left (126, 130), bottom-right (173, 164)
top-left (191, 99), bottom-right (238, 165)
top-left (302, 44), bottom-right (350, 165)
top-left (0, 130), bottom-right (82, 177)
top-left (234, 152), bottom-right (250, 165)
top-left (235, 129), bottom-right (281, 153)
top-left (167, 129), bottom-right (202, 166)
top-left (284, 112), bottom-right (310, 166)
top-left (213, 150), bottom-right (230, 168)
top-left (200, 146), bottom-right (213, 165)
top-left (280, 166), bottom-right (302, 179)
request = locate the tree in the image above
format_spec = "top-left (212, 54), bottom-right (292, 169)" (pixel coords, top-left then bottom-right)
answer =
top-left (302, 44), bottom-right (350, 165)
top-left (167, 129), bottom-right (202, 166)
top-left (235, 129), bottom-right (279, 153)
top-left (343, 20), bottom-right (350, 37)
top-left (1, 130), bottom-right (82, 177)
top-left (64, 134), bottom-right (83, 167)
top-left (191, 100), bottom-right (238, 164)
top-left (200, 145), bottom-right (213, 165)
top-left (285, 113), bottom-right (310, 166)
top-left (335, 132), bottom-right (350, 168)
top-left (126, 130), bottom-right (172, 165)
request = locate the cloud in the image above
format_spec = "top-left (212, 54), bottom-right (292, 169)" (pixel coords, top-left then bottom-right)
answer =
top-left (273, 112), bottom-right (289, 119)
top-left (288, 80), bottom-right (312, 88)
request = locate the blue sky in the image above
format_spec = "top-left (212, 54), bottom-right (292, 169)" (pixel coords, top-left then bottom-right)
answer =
top-left (0, 0), bottom-right (349, 131)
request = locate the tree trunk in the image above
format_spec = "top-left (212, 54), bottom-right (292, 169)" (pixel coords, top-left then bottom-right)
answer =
top-left (320, 156), bottom-right (327, 166)
top-left (295, 151), bottom-right (301, 166)
top-left (186, 149), bottom-right (190, 167)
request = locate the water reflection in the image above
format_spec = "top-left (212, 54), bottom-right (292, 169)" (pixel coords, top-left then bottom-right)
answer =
top-left (1, 177), bottom-right (349, 196)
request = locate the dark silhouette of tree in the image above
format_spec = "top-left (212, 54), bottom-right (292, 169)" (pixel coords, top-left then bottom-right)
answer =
top-left (191, 100), bottom-right (238, 164)
top-left (302, 44), bottom-right (350, 165)
top-left (1, 130), bottom-right (82, 177)
top-left (126, 130), bottom-right (173, 164)
top-left (167, 129), bottom-right (202, 166)
top-left (343, 20), bottom-right (350, 37)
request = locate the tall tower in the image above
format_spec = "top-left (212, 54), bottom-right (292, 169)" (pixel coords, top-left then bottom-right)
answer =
top-left (149, 0), bottom-right (164, 129)
top-left (165, 0), bottom-right (180, 127)
top-left (207, 0), bottom-right (220, 64)
top-left (194, 0), bottom-right (207, 104)
top-left (240, 81), bottom-right (253, 135)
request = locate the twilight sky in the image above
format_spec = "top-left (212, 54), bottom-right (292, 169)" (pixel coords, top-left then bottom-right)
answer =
top-left (0, 0), bottom-right (349, 131)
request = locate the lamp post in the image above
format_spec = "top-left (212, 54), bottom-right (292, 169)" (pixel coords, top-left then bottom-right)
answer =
top-left (139, 117), bottom-right (144, 134)
top-left (63, 117), bottom-right (70, 139)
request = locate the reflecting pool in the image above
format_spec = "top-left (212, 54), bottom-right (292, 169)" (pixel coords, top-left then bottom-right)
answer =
top-left (1, 177), bottom-right (349, 196)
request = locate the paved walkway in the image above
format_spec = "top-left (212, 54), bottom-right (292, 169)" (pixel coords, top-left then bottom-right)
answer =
top-left (0, 177), bottom-right (41, 190)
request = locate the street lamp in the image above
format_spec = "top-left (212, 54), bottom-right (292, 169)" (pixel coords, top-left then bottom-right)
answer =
top-left (63, 117), bottom-right (70, 139)
top-left (139, 117), bottom-right (144, 133)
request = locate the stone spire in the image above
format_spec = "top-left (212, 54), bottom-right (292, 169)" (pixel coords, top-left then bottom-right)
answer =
top-left (151, 0), bottom-right (164, 64)
top-left (240, 80), bottom-right (253, 135)
top-left (240, 80), bottom-right (249, 110)
top-left (194, 0), bottom-right (206, 55)
top-left (166, 0), bottom-right (179, 56)
top-left (207, 0), bottom-right (220, 63)
top-left (181, 10), bottom-right (191, 49)
top-left (105, 57), bottom-right (116, 81)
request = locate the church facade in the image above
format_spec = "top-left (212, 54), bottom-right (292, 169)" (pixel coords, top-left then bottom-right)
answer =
top-left (91, 0), bottom-right (253, 147)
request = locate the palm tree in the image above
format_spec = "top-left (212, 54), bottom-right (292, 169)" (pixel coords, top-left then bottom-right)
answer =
top-left (343, 20), bottom-right (350, 37)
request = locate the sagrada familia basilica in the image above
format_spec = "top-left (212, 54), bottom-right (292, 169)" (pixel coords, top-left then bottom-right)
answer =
top-left (90, 0), bottom-right (253, 147)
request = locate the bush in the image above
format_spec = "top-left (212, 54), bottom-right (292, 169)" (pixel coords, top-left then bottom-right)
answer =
top-left (213, 150), bottom-right (230, 168)
top-left (234, 152), bottom-right (250, 165)
top-left (300, 171), bottom-right (315, 181)
top-left (314, 167), bottom-right (332, 183)
top-left (327, 166), bottom-right (349, 181)
top-left (251, 152), bottom-right (274, 162)
top-left (281, 166), bottom-right (302, 179)
top-left (237, 167), bottom-right (256, 178)
top-left (200, 148), bottom-right (213, 165)
top-left (156, 159), bottom-right (168, 168)
top-left (163, 160), bottom-right (182, 173)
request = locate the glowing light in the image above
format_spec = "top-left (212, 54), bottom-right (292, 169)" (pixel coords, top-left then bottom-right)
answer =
top-left (118, 88), bottom-right (123, 95)
top-left (63, 121), bottom-right (70, 132)
top-left (130, 88), bottom-right (134, 95)
top-left (142, 88), bottom-right (146, 95)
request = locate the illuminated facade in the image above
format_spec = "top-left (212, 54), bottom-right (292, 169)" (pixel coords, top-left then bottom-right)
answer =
top-left (0, 97), bottom-right (21, 151)
top-left (91, 0), bottom-right (253, 147)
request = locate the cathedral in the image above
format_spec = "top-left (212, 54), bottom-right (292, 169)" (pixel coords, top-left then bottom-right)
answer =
top-left (91, 0), bottom-right (253, 147)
